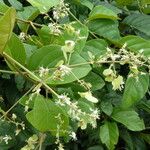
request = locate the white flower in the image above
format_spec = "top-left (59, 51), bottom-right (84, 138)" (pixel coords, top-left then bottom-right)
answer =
top-left (39, 67), bottom-right (49, 77)
top-left (69, 132), bottom-right (77, 141)
top-left (2, 135), bottom-right (12, 144)
top-left (61, 40), bottom-right (75, 53)
top-left (112, 75), bottom-right (124, 91)
top-left (90, 108), bottom-right (100, 120)
top-left (57, 94), bottom-right (71, 106)
top-left (59, 65), bottom-right (72, 77)
top-left (12, 113), bottom-right (17, 120)
top-left (78, 91), bottom-right (98, 103)
top-left (19, 32), bottom-right (26, 41)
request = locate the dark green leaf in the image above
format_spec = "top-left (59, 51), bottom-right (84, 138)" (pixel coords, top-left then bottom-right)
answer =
top-left (112, 109), bottom-right (145, 131)
top-left (121, 73), bottom-right (149, 108)
top-left (100, 121), bottom-right (119, 150)
top-left (88, 19), bottom-right (121, 40)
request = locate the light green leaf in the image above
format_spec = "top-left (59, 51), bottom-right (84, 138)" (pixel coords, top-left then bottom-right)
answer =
top-left (123, 14), bottom-right (150, 37)
top-left (117, 35), bottom-right (150, 56)
top-left (28, 45), bottom-right (91, 84)
top-left (112, 109), bottom-right (145, 131)
top-left (121, 73), bottom-right (149, 108)
top-left (89, 5), bottom-right (119, 20)
top-left (5, 33), bottom-right (26, 65)
top-left (0, 1), bottom-right (9, 14)
top-left (80, 0), bottom-right (94, 10)
top-left (0, 8), bottom-right (16, 54)
top-left (27, 0), bottom-right (60, 13)
top-left (26, 95), bottom-right (69, 135)
top-left (8, 0), bottom-right (23, 10)
top-left (17, 6), bottom-right (39, 32)
top-left (88, 19), bottom-right (121, 40)
top-left (100, 121), bottom-right (119, 150)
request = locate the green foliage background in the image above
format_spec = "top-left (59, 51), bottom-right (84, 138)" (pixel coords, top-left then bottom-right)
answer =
top-left (0, 0), bottom-right (150, 150)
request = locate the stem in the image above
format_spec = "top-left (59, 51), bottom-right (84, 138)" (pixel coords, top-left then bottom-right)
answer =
top-left (0, 11), bottom-right (43, 28)
top-left (0, 85), bottom-right (35, 119)
top-left (3, 52), bottom-right (59, 97)
top-left (67, 9), bottom-right (98, 39)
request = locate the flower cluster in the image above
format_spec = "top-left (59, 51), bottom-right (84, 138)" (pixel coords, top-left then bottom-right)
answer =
top-left (52, 0), bottom-right (69, 21)
top-left (52, 65), bottom-right (72, 80)
top-left (56, 93), bottom-right (100, 130)
top-left (48, 23), bottom-right (62, 35)
top-left (21, 134), bottom-right (38, 150)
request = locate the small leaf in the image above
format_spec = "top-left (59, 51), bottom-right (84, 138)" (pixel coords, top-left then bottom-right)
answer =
top-left (112, 109), bottom-right (145, 131)
top-left (26, 95), bottom-right (69, 135)
top-left (100, 121), bottom-right (119, 150)
top-left (89, 5), bottom-right (119, 21)
top-left (121, 73), bottom-right (149, 108)
top-left (27, 0), bottom-right (60, 13)
top-left (0, 8), bottom-right (16, 54)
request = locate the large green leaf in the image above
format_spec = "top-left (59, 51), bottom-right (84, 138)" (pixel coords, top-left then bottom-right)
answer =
top-left (100, 121), bottom-right (119, 150)
top-left (88, 19), bottom-right (121, 40)
top-left (112, 109), bottom-right (145, 131)
top-left (27, 0), bottom-right (60, 13)
top-left (17, 6), bottom-right (39, 32)
top-left (123, 14), bottom-right (150, 37)
top-left (0, 8), bottom-right (16, 54)
top-left (28, 45), bottom-right (91, 84)
top-left (89, 5), bottom-right (119, 20)
top-left (5, 33), bottom-right (26, 65)
top-left (121, 73), bottom-right (149, 108)
top-left (117, 35), bottom-right (150, 56)
top-left (26, 95), bottom-right (69, 135)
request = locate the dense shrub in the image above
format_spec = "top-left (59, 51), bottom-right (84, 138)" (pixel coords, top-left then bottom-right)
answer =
top-left (0, 0), bottom-right (150, 149)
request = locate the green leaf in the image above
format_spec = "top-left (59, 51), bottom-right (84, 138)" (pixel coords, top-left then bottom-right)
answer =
top-left (28, 45), bottom-right (91, 84)
top-left (0, 8), bottom-right (16, 54)
top-left (89, 5), bottom-right (119, 20)
top-left (8, 0), bottom-right (23, 10)
top-left (80, 0), bottom-right (94, 10)
top-left (100, 121), bottom-right (119, 150)
top-left (27, 0), bottom-right (60, 13)
top-left (116, 0), bottom-right (133, 6)
top-left (87, 145), bottom-right (104, 150)
top-left (101, 100), bottom-right (113, 116)
top-left (141, 133), bottom-right (150, 144)
top-left (84, 72), bottom-right (105, 91)
top-left (26, 95), bottom-right (69, 135)
top-left (0, 1), bottom-right (9, 14)
top-left (5, 33), bottom-right (26, 65)
top-left (81, 39), bottom-right (107, 60)
top-left (117, 35), bottom-right (150, 56)
top-left (121, 73), bottom-right (149, 108)
top-left (123, 14), bottom-right (150, 37)
top-left (17, 6), bottom-right (39, 32)
top-left (112, 109), bottom-right (145, 131)
top-left (88, 19), bottom-right (121, 40)
top-left (56, 21), bottom-right (89, 53)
